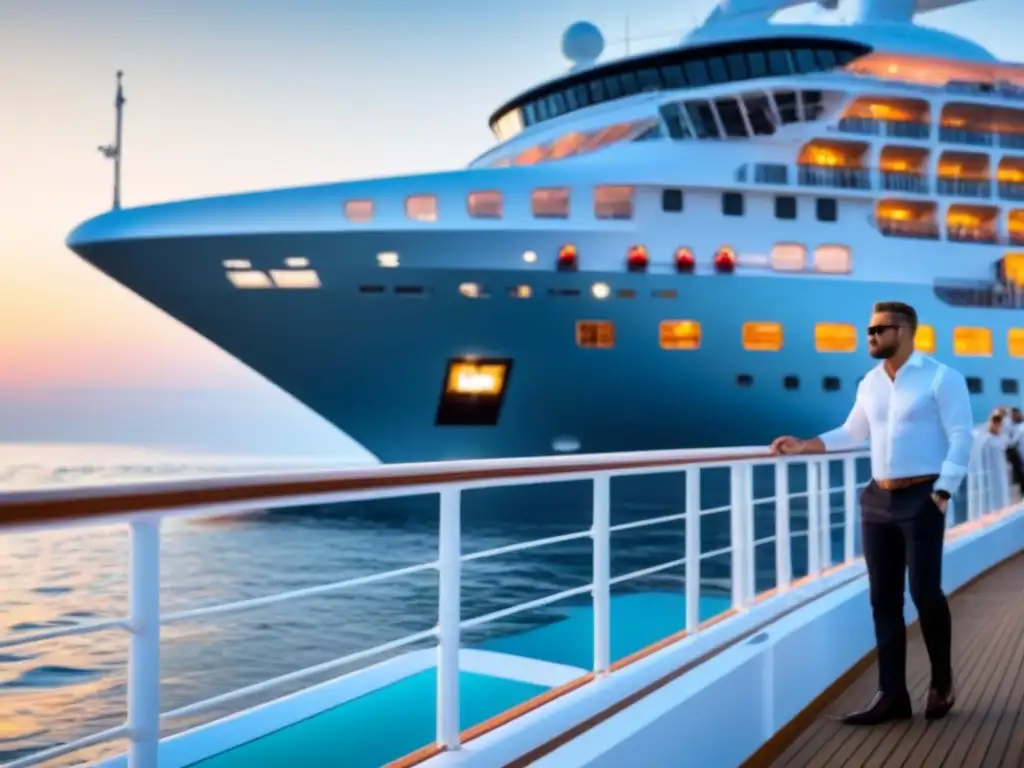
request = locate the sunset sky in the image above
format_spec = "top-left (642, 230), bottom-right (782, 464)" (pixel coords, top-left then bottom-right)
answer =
top-left (0, 0), bottom-right (1019, 454)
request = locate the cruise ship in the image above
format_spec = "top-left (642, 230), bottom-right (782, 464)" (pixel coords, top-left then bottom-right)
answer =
top-left (67, 0), bottom-right (1024, 464)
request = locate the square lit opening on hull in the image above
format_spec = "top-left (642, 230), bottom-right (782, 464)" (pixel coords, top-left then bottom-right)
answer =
top-left (227, 270), bottom-right (272, 289)
top-left (953, 326), bottom-right (993, 357)
top-left (270, 269), bottom-right (321, 289)
top-left (915, 324), bottom-right (936, 354)
top-left (815, 322), bottom-right (856, 353)
top-left (743, 322), bottom-right (783, 352)
top-left (436, 358), bottom-right (513, 427)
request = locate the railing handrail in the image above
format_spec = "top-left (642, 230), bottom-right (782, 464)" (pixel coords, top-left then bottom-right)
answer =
top-left (0, 445), bottom-right (867, 528)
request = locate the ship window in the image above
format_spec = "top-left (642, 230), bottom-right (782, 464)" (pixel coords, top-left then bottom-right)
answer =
top-left (509, 285), bottom-right (532, 299)
top-left (653, 289), bottom-right (677, 299)
top-left (966, 377), bottom-right (983, 394)
top-left (816, 198), bottom-right (838, 222)
top-left (771, 243), bottom-right (806, 271)
top-left (794, 49), bottom-right (818, 74)
top-left (532, 187), bottom-right (570, 218)
top-left (743, 321), bottom-right (783, 351)
top-left (723, 192), bottom-right (745, 216)
top-left (1002, 378), bottom-right (1020, 395)
top-left (344, 199), bottom-right (374, 223)
top-left (768, 50), bottom-right (792, 76)
top-left (816, 323), bottom-right (857, 353)
top-left (953, 326), bottom-right (993, 356)
top-left (747, 51), bottom-right (769, 77)
top-left (270, 269), bottom-right (320, 289)
top-left (1009, 328), bottom-right (1024, 357)
top-left (813, 244), bottom-right (852, 274)
top-left (915, 324), bottom-right (936, 354)
top-left (783, 375), bottom-right (800, 390)
top-left (594, 185), bottom-right (634, 220)
top-left (577, 320), bottom-right (615, 349)
top-left (405, 195), bottom-right (438, 222)
top-left (617, 288), bottom-right (636, 298)
top-left (775, 195), bottom-right (797, 220)
top-left (685, 60), bottom-right (710, 86)
top-left (823, 376), bottom-right (841, 392)
top-left (662, 65), bottom-right (686, 88)
top-left (227, 270), bottom-right (272, 289)
top-left (816, 48), bottom-right (838, 69)
top-left (662, 188), bottom-right (684, 212)
top-left (660, 320), bottom-right (701, 350)
top-left (737, 374), bottom-right (754, 387)
top-left (467, 190), bottom-right (503, 219)
top-left (726, 54), bottom-right (749, 80)
top-left (707, 57), bottom-right (729, 84)
top-left (1004, 253), bottom-right (1024, 288)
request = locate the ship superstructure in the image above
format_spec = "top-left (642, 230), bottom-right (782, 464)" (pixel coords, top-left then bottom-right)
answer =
top-left (67, 0), bottom-right (1024, 462)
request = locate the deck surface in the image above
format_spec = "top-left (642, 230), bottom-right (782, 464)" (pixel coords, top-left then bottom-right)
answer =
top-left (773, 552), bottom-right (1024, 768)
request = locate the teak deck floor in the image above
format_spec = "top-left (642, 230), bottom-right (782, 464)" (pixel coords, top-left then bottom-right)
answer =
top-left (773, 552), bottom-right (1024, 768)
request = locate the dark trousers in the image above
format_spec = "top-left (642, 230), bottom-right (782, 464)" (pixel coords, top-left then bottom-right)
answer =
top-left (860, 481), bottom-right (952, 697)
top-left (1007, 446), bottom-right (1024, 493)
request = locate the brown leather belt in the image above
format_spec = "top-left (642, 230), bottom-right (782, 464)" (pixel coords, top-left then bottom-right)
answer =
top-left (875, 474), bottom-right (939, 492)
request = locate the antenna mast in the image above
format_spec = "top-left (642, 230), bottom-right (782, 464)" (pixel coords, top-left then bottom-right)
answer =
top-left (98, 71), bottom-right (125, 210)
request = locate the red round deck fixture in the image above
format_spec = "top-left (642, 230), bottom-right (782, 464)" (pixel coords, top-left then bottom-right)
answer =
top-left (557, 244), bottom-right (578, 271)
top-left (627, 245), bottom-right (649, 272)
top-left (714, 246), bottom-right (737, 273)
top-left (674, 247), bottom-right (695, 273)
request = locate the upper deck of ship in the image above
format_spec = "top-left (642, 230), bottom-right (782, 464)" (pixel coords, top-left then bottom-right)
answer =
top-left (0, 427), bottom-right (1020, 768)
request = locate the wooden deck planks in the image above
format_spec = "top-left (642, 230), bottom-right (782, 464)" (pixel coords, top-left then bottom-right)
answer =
top-left (772, 553), bottom-right (1024, 768)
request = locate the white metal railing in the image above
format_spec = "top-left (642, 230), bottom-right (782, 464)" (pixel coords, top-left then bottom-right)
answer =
top-left (0, 436), bottom-right (1014, 768)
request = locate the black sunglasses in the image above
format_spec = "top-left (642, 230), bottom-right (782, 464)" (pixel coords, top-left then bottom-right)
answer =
top-left (867, 324), bottom-right (904, 336)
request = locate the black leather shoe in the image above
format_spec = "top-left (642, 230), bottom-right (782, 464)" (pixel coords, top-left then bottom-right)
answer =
top-left (925, 683), bottom-right (955, 720)
top-left (839, 690), bottom-right (913, 725)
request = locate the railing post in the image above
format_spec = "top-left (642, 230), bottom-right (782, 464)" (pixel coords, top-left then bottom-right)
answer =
top-left (730, 465), bottom-right (751, 609)
top-left (685, 467), bottom-right (702, 632)
top-left (592, 474), bottom-right (611, 675)
top-left (774, 461), bottom-right (791, 592)
top-left (819, 460), bottom-right (832, 569)
top-left (806, 461), bottom-right (822, 576)
top-left (842, 458), bottom-right (856, 563)
top-left (128, 518), bottom-right (161, 768)
top-left (437, 488), bottom-right (461, 751)
top-left (741, 464), bottom-right (756, 602)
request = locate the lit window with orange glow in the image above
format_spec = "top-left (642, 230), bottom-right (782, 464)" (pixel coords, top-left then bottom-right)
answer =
top-left (405, 195), bottom-right (438, 222)
top-left (815, 323), bottom-right (857, 353)
top-left (743, 322), bottom-right (783, 352)
top-left (659, 320), bottom-right (701, 350)
top-left (445, 361), bottom-right (508, 396)
top-left (813, 245), bottom-right (852, 273)
top-left (532, 187), bottom-right (570, 219)
top-left (467, 190), bottom-right (503, 219)
top-left (594, 186), bottom-right (634, 220)
top-left (1009, 328), bottom-right (1024, 358)
top-left (576, 321), bottom-right (615, 349)
top-left (344, 199), bottom-right (374, 223)
top-left (914, 324), bottom-right (936, 354)
top-left (771, 243), bottom-right (807, 272)
top-left (953, 326), bottom-right (992, 357)
top-left (1004, 252), bottom-right (1024, 287)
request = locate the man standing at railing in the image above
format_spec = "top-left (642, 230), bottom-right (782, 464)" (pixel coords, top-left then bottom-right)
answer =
top-left (1008, 407), bottom-right (1024, 497)
top-left (769, 301), bottom-right (973, 726)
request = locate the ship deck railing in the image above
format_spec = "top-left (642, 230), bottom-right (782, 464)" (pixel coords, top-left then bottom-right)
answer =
top-left (0, 433), bottom-right (1017, 768)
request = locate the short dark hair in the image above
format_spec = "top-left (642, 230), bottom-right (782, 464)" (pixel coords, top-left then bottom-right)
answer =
top-left (873, 301), bottom-right (918, 333)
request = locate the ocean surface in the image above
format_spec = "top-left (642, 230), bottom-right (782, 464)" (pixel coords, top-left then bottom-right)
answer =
top-left (0, 443), bottom-right (820, 767)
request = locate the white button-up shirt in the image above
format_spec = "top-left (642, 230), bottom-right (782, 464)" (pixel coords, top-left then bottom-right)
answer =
top-left (818, 352), bottom-right (974, 495)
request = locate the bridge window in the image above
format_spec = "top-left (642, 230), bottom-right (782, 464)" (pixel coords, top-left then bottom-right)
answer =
top-left (915, 324), bottom-right (936, 353)
top-left (532, 187), bottom-right (570, 218)
top-left (815, 323), bottom-right (857, 353)
top-left (743, 321), bottom-right (783, 351)
top-left (946, 205), bottom-right (999, 244)
top-left (876, 199), bottom-right (939, 239)
top-left (659, 320), bottom-right (701, 350)
top-left (953, 326), bottom-right (993, 356)
top-left (771, 243), bottom-right (806, 272)
top-left (467, 191), bottom-right (503, 219)
top-left (775, 195), bottom-right (797, 220)
top-left (548, 132), bottom-right (587, 160)
top-left (662, 188), bottom-right (684, 212)
top-left (576, 321), bottom-right (615, 349)
top-left (817, 198), bottom-right (838, 222)
top-left (1010, 328), bottom-right (1024, 357)
top-left (594, 186), bottom-right (634, 220)
top-left (344, 199), bottom-right (374, 223)
top-left (405, 195), bottom-right (438, 222)
top-left (813, 244), bottom-right (852, 274)
top-left (723, 192), bottom-right (744, 216)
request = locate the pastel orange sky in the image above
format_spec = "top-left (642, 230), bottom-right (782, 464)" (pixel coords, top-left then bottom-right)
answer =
top-left (0, 0), bottom-right (1019, 450)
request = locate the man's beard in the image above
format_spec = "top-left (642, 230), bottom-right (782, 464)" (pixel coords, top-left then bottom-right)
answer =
top-left (869, 344), bottom-right (897, 359)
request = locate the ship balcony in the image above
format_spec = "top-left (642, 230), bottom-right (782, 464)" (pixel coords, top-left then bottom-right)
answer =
top-left (937, 151), bottom-right (992, 199)
top-left (940, 102), bottom-right (1024, 148)
top-left (997, 157), bottom-right (1024, 201)
top-left (946, 204), bottom-right (1000, 244)
top-left (753, 163), bottom-right (789, 185)
top-left (1009, 210), bottom-right (1024, 245)
top-left (875, 199), bottom-right (939, 240)
top-left (796, 139), bottom-right (870, 190)
top-left (879, 146), bottom-right (929, 194)
top-left (837, 97), bottom-right (930, 140)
